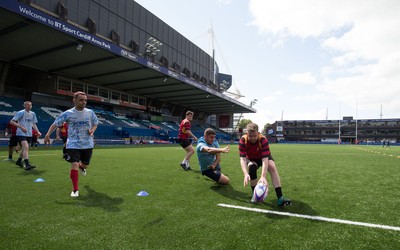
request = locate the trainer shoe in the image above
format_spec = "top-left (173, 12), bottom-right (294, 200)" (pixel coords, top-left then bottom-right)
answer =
top-left (186, 165), bottom-right (192, 170)
top-left (25, 165), bottom-right (34, 171)
top-left (277, 196), bottom-right (292, 207)
top-left (3, 158), bottom-right (13, 161)
top-left (180, 163), bottom-right (188, 171)
top-left (79, 167), bottom-right (87, 176)
top-left (15, 161), bottom-right (24, 168)
top-left (70, 190), bottom-right (79, 197)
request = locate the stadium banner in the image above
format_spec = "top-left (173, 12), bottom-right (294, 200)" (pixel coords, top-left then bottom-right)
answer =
top-left (216, 73), bottom-right (232, 91)
top-left (0, 0), bottom-right (249, 108)
top-left (217, 114), bottom-right (233, 128)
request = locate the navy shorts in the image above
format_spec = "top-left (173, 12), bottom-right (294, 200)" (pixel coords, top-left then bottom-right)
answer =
top-left (17, 136), bottom-right (32, 144)
top-left (178, 138), bottom-right (191, 148)
top-left (65, 148), bottom-right (93, 165)
top-left (202, 165), bottom-right (222, 182)
top-left (8, 135), bottom-right (18, 147)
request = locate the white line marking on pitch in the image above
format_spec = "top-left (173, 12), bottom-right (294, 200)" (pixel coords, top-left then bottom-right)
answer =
top-left (29, 153), bottom-right (58, 157)
top-left (218, 203), bottom-right (400, 232)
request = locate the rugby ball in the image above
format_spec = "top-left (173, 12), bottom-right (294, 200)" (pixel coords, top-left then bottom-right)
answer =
top-left (252, 182), bottom-right (268, 203)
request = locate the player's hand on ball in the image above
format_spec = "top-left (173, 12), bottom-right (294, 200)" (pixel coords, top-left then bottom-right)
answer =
top-left (258, 176), bottom-right (267, 185)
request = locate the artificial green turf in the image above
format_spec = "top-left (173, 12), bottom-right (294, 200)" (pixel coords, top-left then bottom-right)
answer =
top-left (1, 144), bottom-right (399, 249)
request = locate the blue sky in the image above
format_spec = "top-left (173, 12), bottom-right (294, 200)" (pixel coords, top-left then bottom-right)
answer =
top-left (135, 0), bottom-right (400, 127)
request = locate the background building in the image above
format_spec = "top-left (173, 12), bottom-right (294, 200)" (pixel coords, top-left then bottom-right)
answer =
top-left (267, 118), bottom-right (400, 145)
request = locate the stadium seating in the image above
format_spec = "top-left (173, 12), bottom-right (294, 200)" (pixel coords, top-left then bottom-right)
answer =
top-left (0, 96), bottom-right (232, 142)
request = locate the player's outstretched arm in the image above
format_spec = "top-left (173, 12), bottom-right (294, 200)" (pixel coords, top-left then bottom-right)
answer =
top-left (44, 123), bottom-right (58, 144)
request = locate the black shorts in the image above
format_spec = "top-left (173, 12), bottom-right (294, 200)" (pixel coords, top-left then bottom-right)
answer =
top-left (178, 138), bottom-right (191, 148)
top-left (202, 165), bottom-right (222, 182)
top-left (61, 136), bottom-right (67, 144)
top-left (65, 148), bottom-right (93, 165)
top-left (17, 136), bottom-right (32, 144)
top-left (248, 156), bottom-right (274, 180)
top-left (8, 135), bottom-right (18, 147)
top-left (247, 155), bottom-right (274, 167)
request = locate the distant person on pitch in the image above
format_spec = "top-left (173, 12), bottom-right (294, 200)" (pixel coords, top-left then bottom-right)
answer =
top-left (178, 111), bottom-right (197, 171)
top-left (44, 91), bottom-right (98, 198)
top-left (56, 121), bottom-right (69, 158)
top-left (10, 101), bottom-right (41, 170)
top-left (196, 128), bottom-right (230, 184)
top-left (31, 128), bottom-right (39, 149)
top-left (4, 121), bottom-right (19, 161)
top-left (239, 122), bottom-right (292, 206)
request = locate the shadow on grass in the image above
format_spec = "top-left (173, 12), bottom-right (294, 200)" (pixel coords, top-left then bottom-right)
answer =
top-left (210, 184), bottom-right (250, 203)
top-left (261, 199), bottom-right (319, 219)
top-left (56, 185), bottom-right (123, 212)
top-left (18, 169), bottom-right (47, 176)
top-left (144, 217), bottom-right (164, 228)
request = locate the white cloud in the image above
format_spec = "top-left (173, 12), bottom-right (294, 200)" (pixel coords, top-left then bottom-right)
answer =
top-left (248, 0), bottom-right (354, 39)
top-left (293, 93), bottom-right (326, 102)
top-left (248, 0), bottom-right (400, 120)
top-left (283, 109), bottom-right (328, 121)
top-left (216, 0), bottom-right (232, 5)
top-left (286, 72), bottom-right (316, 85)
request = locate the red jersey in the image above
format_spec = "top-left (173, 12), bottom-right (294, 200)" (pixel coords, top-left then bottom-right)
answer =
top-left (238, 134), bottom-right (271, 160)
top-left (60, 122), bottom-right (68, 137)
top-left (7, 122), bottom-right (17, 136)
top-left (32, 129), bottom-right (39, 139)
top-left (178, 118), bottom-right (191, 140)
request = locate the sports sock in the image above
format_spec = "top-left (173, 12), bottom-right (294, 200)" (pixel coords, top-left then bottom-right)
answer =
top-left (63, 147), bottom-right (66, 154)
top-left (24, 159), bottom-right (30, 166)
top-left (16, 157), bottom-right (22, 163)
top-left (70, 169), bottom-right (79, 191)
top-left (251, 186), bottom-right (255, 192)
top-left (8, 155), bottom-right (12, 160)
top-left (275, 187), bottom-right (283, 199)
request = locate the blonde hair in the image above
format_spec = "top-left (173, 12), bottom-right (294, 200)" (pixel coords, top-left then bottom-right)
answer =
top-left (186, 111), bottom-right (194, 116)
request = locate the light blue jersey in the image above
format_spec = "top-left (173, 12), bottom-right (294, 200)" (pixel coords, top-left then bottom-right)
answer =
top-left (196, 136), bottom-right (220, 171)
top-left (12, 110), bottom-right (38, 137)
top-left (54, 108), bottom-right (99, 149)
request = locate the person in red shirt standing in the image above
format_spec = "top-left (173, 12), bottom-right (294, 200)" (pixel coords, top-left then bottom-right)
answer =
top-left (177, 111), bottom-right (198, 171)
top-left (56, 121), bottom-right (68, 159)
top-left (4, 121), bottom-right (19, 161)
top-left (239, 122), bottom-right (292, 206)
top-left (31, 128), bottom-right (39, 149)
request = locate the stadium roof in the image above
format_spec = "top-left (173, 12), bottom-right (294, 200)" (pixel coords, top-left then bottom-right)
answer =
top-left (0, 2), bottom-right (255, 115)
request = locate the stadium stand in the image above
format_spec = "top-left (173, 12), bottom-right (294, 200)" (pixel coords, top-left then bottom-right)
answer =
top-left (0, 95), bottom-right (232, 145)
